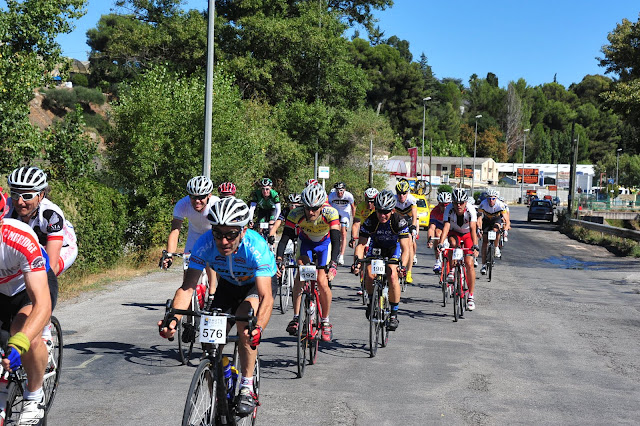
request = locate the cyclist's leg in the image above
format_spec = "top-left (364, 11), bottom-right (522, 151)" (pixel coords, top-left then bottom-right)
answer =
top-left (314, 240), bottom-right (332, 318)
top-left (387, 245), bottom-right (402, 305)
top-left (460, 233), bottom-right (476, 296)
top-left (339, 216), bottom-right (349, 260)
top-left (234, 289), bottom-right (259, 381)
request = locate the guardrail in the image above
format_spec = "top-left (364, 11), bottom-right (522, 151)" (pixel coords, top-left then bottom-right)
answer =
top-left (568, 219), bottom-right (640, 242)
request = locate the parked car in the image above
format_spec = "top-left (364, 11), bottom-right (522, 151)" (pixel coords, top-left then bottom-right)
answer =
top-left (414, 194), bottom-right (434, 229)
top-left (528, 199), bottom-right (555, 222)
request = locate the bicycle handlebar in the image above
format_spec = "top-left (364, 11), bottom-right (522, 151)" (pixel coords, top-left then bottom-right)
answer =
top-left (159, 250), bottom-right (186, 269)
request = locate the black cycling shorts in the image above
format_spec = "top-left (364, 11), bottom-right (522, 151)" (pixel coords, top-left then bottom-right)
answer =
top-left (211, 279), bottom-right (258, 315)
top-left (481, 216), bottom-right (504, 231)
top-left (0, 269), bottom-right (58, 332)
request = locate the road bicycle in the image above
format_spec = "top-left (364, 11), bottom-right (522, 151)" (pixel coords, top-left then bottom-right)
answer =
top-left (277, 240), bottom-right (297, 314)
top-left (1, 316), bottom-right (63, 425)
top-left (160, 301), bottom-right (259, 426)
top-left (439, 251), bottom-right (452, 308)
top-left (256, 221), bottom-right (275, 254)
top-left (485, 229), bottom-right (500, 282)
top-left (160, 251), bottom-right (210, 365)
top-left (295, 263), bottom-right (324, 378)
top-left (359, 249), bottom-right (393, 357)
top-left (442, 247), bottom-right (474, 322)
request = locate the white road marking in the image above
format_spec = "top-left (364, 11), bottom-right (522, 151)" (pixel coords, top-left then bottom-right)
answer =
top-left (567, 244), bottom-right (588, 251)
top-left (68, 354), bottom-right (103, 369)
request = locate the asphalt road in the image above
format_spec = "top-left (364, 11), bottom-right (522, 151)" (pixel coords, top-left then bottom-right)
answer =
top-left (48, 206), bottom-right (640, 425)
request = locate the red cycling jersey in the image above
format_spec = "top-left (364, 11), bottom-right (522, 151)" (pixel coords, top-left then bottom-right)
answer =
top-left (1, 218), bottom-right (47, 296)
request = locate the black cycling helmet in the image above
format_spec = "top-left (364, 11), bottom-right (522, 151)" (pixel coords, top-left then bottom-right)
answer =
top-left (334, 182), bottom-right (346, 190)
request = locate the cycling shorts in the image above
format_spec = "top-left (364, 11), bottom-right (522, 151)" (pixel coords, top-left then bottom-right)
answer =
top-left (298, 237), bottom-right (331, 267)
top-left (0, 269), bottom-right (59, 331)
top-left (255, 208), bottom-right (276, 224)
top-left (211, 278), bottom-right (259, 315)
top-left (450, 231), bottom-right (474, 250)
top-left (339, 216), bottom-right (349, 228)
top-left (366, 242), bottom-right (401, 263)
top-left (481, 216), bottom-right (504, 232)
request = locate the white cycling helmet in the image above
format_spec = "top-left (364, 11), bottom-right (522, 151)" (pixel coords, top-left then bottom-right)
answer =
top-left (301, 183), bottom-right (326, 208)
top-left (288, 193), bottom-right (301, 203)
top-left (375, 190), bottom-right (397, 211)
top-left (452, 188), bottom-right (468, 203)
top-left (207, 198), bottom-right (251, 227)
top-left (8, 166), bottom-right (48, 192)
top-left (186, 176), bottom-right (214, 196)
top-left (437, 192), bottom-right (452, 204)
top-left (486, 189), bottom-right (499, 198)
top-left (364, 187), bottom-right (379, 201)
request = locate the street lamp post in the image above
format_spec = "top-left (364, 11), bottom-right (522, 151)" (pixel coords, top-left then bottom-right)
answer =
top-left (616, 148), bottom-right (623, 185)
top-left (202, 0), bottom-right (215, 177)
top-left (520, 128), bottom-right (530, 204)
top-left (471, 114), bottom-right (482, 196)
top-left (421, 97), bottom-right (431, 180)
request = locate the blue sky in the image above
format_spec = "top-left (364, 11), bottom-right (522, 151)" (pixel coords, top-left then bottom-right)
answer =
top-left (56, 0), bottom-right (640, 88)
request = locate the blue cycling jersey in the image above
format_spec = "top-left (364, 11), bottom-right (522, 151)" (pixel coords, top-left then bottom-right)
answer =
top-left (189, 229), bottom-right (277, 286)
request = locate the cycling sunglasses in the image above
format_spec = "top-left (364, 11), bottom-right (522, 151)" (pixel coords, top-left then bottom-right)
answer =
top-left (11, 191), bottom-right (40, 201)
top-left (190, 194), bottom-right (208, 201)
top-left (304, 205), bottom-right (322, 212)
top-left (212, 229), bottom-right (242, 241)
top-left (377, 209), bottom-right (392, 215)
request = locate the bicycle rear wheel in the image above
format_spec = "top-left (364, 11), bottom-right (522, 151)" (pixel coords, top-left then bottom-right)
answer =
top-left (400, 275), bottom-right (407, 292)
top-left (380, 288), bottom-right (389, 348)
top-left (360, 274), bottom-right (368, 305)
top-left (43, 316), bottom-right (63, 412)
top-left (369, 285), bottom-right (381, 357)
top-left (296, 293), bottom-right (309, 378)
top-left (6, 381), bottom-right (24, 425)
top-left (182, 359), bottom-right (217, 426)
top-left (453, 267), bottom-right (461, 322)
top-left (279, 268), bottom-right (291, 314)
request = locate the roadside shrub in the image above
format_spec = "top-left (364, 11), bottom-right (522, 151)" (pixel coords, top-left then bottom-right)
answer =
top-left (71, 74), bottom-right (88, 87)
top-left (75, 86), bottom-right (105, 105)
top-left (48, 179), bottom-right (128, 274)
top-left (438, 184), bottom-right (453, 194)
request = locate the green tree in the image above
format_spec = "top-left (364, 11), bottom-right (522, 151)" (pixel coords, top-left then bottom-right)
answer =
top-left (0, 0), bottom-right (87, 172)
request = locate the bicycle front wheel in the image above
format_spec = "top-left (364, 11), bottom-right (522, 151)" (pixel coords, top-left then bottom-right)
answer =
top-left (380, 288), bottom-right (389, 348)
top-left (43, 316), bottom-right (63, 412)
top-left (369, 285), bottom-right (381, 357)
top-left (441, 256), bottom-right (449, 307)
top-left (308, 296), bottom-right (319, 366)
top-left (453, 267), bottom-right (461, 322)
top-left (296, 293), bottom-right (309, 378)
top-left (234, 350), bottom-right (260, 426)
top-left (487, 245), bottom-right (494, 282)
top-left (279, 267), bottom-right (292, 314)
top-left (178, 314), bottom-right (196, 365)
top-left (182, 359), bottom-right (217, 426)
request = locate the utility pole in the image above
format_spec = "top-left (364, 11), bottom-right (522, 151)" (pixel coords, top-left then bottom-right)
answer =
top-left (368, 103), bottom-right (382, 187)
top-left (567, 122), bottom-right (577, 213)
top-left (202, 0), bottom-right (215, 178)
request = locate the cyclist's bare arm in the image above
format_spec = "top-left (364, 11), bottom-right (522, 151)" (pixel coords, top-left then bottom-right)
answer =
top-left (439, 222), bottom-right (451, 246)
top-left (45, 238), bottom-right (63, 275)
top-left (269, 218), bottom-right (283, 237)
top-left (246, 275), bottom-right (274, 335)
top-left (426, 223), bottom-right (437, 247)
top-left (411, 205), bottom-right (419, 232)
top-left (158, 267), bottom-right (200, 338)
top-left (13, 270), bottom-right (51, 343)
top-left (206, 267), bottom-right (217, 295)
top-left (163, 218), bottom-right (183, 268)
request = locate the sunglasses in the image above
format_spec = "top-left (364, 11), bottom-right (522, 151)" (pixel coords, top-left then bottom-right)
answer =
top-left (11, 191), bottom-right (40, 201)
top-left (212, 229), bottom-right (242, 241)
top-left (454, 202), bottom-right (466, 205)
top-left (190, 194), bottom-right (208, 201)
top-left (488, 197), bottom-right (496, 200)
top-left (304, 205), bottom-right (322, 212)
top-left (377, 209), bottom-right (392, 215)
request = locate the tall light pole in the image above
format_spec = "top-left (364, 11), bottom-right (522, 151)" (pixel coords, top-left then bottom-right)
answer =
top-left (471, 114), bottom-right (482, 196)
top-left (202, 0), bottom-right (215, 177)
top-left (520, 128), bottom-right (530, 203)
top-left (421, 97), bottom-right (431, 179)
top-left (616, 148), bottom-right (623, 185)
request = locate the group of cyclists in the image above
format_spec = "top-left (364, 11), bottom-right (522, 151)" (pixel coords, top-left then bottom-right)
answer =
top-left (1, 166), bottom-right (78, 425)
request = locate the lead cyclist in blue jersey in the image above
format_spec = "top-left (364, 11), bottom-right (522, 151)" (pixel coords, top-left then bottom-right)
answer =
top-left (159, 198), bottom-right (276, 416)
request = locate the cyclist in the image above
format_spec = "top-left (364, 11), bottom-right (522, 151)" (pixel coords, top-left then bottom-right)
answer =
top-left (162, 176), bottom-right (219, 268)
top-left (275, 184), bottom-right (341, 342)
top-left (158, 198), bottom-right (276, 416)
top-left (477, 189), bottom-right (510, 275)
top-left (438, 188), bottom-right (479, 310)
top-left (327, 182), bottom-right (355, 265)
top-left (218, 181), bottom-right (237, 198)
top-left (248, 178), bottom-right (281, 234)
top-left (426, 191), bottom-right (452, 274)
top-left (350, 188), bottom-right (378, 250)
top-left (1, 188), bottom-right (55, 424)
top-left (6, 166), bottom-right (78, 277)
top-left (498, 196), bottom-right (510, 242)
top-left (394, 179), bottom-right (418, 284)
top-left (268, 193), bottom-right (301, 245)
top-left (351, 190), bottom-right (410, 331)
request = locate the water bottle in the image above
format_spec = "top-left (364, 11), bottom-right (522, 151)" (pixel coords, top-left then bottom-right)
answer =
top-left (308, 300), bottom-right (316, 317)
top-left (222, 357), bottom-right (233, 401)
top-left (230, 365), bottom-right (239, 397)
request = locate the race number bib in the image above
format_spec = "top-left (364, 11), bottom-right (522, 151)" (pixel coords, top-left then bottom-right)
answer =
top-left (453, 248), bottom-right (464, 261)
top-left (260, 222), bottom-right (269, 229)
top-left (199, 315), bottom-right (226, 344)
top-left (487, 231), bottom-right (497, 241)
top-left (299, 265), bottom-right (317, 281)
top-left (371, 259), bottom-right (386, 275)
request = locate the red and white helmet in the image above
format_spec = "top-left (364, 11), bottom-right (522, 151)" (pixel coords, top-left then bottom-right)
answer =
top-left (306, 179), bottom-right (318, 187)
top-left (218, 181), bottom-right (237, 196)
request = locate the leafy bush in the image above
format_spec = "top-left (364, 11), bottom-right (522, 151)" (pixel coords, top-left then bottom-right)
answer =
top-left (42, 88), bottom-right (77, 110)
top-left (48, 179), bottom-right (128, 274)
top-left (75, 86), bottom-right (105, 105)
top-left (438, 184), bottom-right (453, 194)
top-left (71, 74), bottom-right (88, 87)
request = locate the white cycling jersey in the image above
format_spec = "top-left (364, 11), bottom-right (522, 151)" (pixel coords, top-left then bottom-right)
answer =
top-left (395, 193), bottom-right (417, 217)
top-left (173, 195), bottom-right (220, 252)
top-left (443, 202), bottom-right (477, 234)
top-left (477, 198), bottom-right (508, 219)
top-left (7, 197), bottom-right (78, 275)
top-left (0, 218), bottom-right (48, 296)
top-left (328, 190), bottom-right (355, 220)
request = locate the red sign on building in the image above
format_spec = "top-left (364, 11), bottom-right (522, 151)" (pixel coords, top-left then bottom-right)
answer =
top-left (408, 147), bottom-right (418, 177)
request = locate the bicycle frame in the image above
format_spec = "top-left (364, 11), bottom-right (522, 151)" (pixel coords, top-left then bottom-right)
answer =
top-left (295, 263), bottom-right (323, 377)
top-left (441, 247), bottom-right (474, 322)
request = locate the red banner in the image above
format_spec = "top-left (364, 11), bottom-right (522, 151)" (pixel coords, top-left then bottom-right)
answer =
top-left (408, 147), bottom-right (417, 177)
